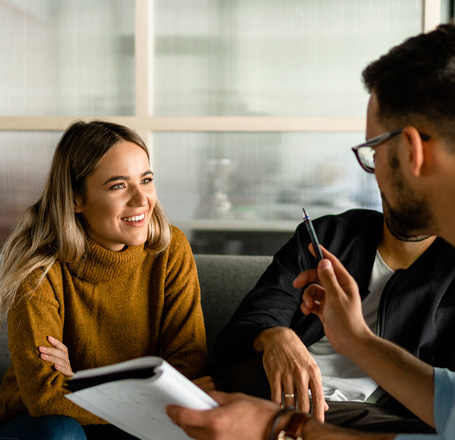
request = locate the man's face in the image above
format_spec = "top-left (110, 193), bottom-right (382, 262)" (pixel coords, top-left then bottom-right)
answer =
top-left (367, 93), bottom-right (433, 240)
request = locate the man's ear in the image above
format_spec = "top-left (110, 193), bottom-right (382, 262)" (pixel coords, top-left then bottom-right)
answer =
top-left (401, 126), bottom-right (426, 177)
top-left (74, 195), bottom-right (83, 213)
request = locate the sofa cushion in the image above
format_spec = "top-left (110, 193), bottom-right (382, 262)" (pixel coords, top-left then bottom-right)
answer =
top-left (195, 254), bottom-right (272, 367)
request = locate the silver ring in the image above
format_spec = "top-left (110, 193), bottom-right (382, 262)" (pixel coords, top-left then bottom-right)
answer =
top-left (284, 393), bottom-right (296, 398)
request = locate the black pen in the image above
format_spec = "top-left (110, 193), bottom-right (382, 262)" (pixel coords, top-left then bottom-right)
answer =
top-left (302, 208), bottom-right (324, 262)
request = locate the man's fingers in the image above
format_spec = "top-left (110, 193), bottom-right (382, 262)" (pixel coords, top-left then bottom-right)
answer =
top-left (301, 284), bottom-right (324, 316)
top-left (295, 381), bottom-right (310, 414)
top-left (206, 390), bottom-right (250, 406)
top-left (269, 377), bottom-right (282, 406)
top-left (293, 268), bottom-right (318, 288)
top-left (310, 380), bottom-right (326, 422)
top-left (303, 283), bottom-right (325, 303)
top-left (282, 375), bottom-right (297, 408)
top-left (317, 247), bottom-right (357, 293)
top-left (293, 245), bottom-right (357, 293)
top-left (166, 405), bottom-right (207, 430)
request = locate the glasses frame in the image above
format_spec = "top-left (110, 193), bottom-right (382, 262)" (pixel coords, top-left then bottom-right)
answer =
top-left (351, 129), bottom-right (431, 173)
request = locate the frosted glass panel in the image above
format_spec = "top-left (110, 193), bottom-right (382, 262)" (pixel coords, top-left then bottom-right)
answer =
top-left (441, 0), bottom-right (452, 22)
top-left (0, 132), bottom-right (60, 244)
top-left (153, 132), bottom-right (381, 254)
top-left (154, 0), bottom-right (423, 117)
top-left (0, 1), bottom-right (134, 117)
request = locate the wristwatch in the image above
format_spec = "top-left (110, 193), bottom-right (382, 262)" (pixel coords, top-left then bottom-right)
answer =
top-left (275, 412), bottom-right (309, 440)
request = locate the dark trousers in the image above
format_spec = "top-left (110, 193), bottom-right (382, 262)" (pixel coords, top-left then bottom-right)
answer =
top-left (215, 355), bottom-right (435, 434)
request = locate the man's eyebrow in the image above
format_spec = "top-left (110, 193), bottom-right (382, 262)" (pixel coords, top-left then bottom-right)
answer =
top-left (103, 170), bottom-right (153, 186)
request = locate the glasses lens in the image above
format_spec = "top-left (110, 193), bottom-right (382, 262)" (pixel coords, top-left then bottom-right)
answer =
top-left (358, 146), bottom-right (375, 171)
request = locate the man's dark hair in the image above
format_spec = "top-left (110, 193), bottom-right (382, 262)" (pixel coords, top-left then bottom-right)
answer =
top-left (362, 24), bottom-right (455, 148)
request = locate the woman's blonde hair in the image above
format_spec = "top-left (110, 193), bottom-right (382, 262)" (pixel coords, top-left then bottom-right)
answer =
top-left (0, 120), bottom-right (171, 321)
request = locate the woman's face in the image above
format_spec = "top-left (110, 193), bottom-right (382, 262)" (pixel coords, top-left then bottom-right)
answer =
top-left (74, 141), bottom-right (157, 251)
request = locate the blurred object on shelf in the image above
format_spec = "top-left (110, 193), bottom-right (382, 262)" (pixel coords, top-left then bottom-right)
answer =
top-left (197, 158), bottom-right (233, 218)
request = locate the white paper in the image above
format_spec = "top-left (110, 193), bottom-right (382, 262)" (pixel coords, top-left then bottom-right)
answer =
top-left (66, 357), bottom-right (218, 440)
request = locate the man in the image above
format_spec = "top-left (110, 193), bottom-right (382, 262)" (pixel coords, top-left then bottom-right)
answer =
top-left (213, 208), bottom-right (455, 433)
top-left (166, 23), bottom-right (455, 440)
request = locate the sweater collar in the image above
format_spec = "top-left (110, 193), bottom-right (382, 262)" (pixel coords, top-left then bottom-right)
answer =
top-left (69, 237), bottom-right (147, 283)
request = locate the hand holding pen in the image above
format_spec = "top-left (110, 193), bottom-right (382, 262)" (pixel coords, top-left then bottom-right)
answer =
top-left (302, 208), bottom-right (324, 262)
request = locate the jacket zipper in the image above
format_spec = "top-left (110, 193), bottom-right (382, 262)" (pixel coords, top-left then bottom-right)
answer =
top-left (376, 269), bottom-right (402, 338)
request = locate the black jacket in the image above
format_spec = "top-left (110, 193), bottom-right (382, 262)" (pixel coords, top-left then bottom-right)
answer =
top-left (215, 209), bottom-right (455, 372)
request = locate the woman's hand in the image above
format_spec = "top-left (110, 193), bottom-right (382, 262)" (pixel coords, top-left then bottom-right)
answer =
top-left (39, 336), bottom-right (74, 377)
top-left (253, 327), bottom-right (328, 422)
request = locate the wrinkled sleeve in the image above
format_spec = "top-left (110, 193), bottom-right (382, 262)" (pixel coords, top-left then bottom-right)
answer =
top-left (4, 274), bottom-right (105, 424)
top-left (160, 227), bottom-right (207, 380)
top-left (214, 222), bottom-right (314, 368)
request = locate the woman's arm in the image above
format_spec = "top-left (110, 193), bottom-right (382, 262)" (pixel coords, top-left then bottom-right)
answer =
top-left (6, 275), bottom-right (104, 424)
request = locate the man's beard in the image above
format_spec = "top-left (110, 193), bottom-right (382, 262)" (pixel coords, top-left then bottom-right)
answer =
top-left (381, 192), bottom-right (432, 242)
top-left (380, 148), bottom-right (433, 242)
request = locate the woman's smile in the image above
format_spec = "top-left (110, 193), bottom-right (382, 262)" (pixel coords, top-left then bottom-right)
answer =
top-left (74, 141), bottom-right (157, 251)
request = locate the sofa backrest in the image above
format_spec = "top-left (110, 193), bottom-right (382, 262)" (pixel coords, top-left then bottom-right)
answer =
top-left (195, 254), bottom-right (272, 367)
top-left (0, 254), bottom-right (273, 379)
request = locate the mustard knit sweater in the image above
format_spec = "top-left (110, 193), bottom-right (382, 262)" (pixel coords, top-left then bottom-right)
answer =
top-left (0, 226), bottom-right (207, 425)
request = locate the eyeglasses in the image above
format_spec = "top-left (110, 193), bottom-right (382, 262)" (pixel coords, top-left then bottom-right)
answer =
top-left (351, 129), bottom-right (431, 173)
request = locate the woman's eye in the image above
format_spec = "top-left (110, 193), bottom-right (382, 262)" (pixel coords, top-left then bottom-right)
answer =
top-left (110, 183), bottom-right (126, 190)
top-left (142, 177), bottom-right (153, 184)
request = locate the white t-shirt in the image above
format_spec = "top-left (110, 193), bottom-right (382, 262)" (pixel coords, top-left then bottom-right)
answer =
top-left (308, 250), bottom-right (394, 402)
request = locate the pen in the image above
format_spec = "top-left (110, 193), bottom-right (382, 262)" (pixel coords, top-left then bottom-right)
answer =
top-left (302, 208), bottom-right (324, 262)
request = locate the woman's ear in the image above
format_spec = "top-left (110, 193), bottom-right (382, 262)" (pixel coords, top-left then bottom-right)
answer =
top-left (401, 126), bottom-right (426, 177)
top-left (74, 195), bottom-right (83, 213)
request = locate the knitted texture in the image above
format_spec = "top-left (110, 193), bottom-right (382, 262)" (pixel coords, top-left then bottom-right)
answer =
top-left (0, 226), bottom-right (207, 425)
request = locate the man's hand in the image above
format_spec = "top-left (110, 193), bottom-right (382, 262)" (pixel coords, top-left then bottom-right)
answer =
top-left (294, 245), bottom-right (435, 427)
top-left (38, 335), bottom-right (74, 377)
top-left (167, 391), bottom-right (395, 440)
top-left (293, 245), bottom-right (372, 356)
top-left (167, 391), bottom-right (279, 440)
top-left (254, 327), bottom-right (328, 421)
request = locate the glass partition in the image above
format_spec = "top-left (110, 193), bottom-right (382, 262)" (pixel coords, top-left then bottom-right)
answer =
top-left (0, 0), bottom-right (134, 117)
top-left (0, 131), bottom-right (60, 244)
top-left (153, 131), bottom-right (380, 254)
top-left (154, 0), bottom-right (422, 117)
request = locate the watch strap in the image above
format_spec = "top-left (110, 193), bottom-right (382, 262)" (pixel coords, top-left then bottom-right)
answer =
top-left (276, 412), bottom-right (309, 440)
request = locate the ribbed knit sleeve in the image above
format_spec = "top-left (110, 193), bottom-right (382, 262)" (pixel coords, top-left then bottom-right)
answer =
top-left (1, 275), bottom-right (106, 425)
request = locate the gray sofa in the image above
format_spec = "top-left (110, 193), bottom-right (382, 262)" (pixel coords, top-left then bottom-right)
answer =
top-left (0, 254), bottom-right (273, 379)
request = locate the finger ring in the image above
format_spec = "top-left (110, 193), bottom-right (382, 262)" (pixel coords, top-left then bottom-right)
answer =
top-left (284, 393), bottom-right (296, 398)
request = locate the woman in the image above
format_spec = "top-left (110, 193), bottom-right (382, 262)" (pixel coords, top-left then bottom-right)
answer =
top-left (0, 121), bottom-right (207, 439)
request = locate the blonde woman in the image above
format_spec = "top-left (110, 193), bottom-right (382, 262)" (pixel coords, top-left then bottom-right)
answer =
top-left (0, 121), bottom-right (207, 439)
